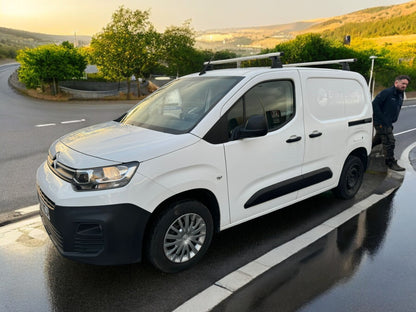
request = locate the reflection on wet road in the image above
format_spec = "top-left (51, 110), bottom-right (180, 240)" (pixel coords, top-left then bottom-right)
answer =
top-left (298, 167), bottom-right (416, 312)
top-left (214, 164), bottom-right (416, 312)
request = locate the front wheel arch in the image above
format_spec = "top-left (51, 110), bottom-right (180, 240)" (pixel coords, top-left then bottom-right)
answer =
top-left (145, 199), bottom-right (214, 273)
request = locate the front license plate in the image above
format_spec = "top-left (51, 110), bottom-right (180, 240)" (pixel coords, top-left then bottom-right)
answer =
top-left (40, 201), bottom-right (50, 220)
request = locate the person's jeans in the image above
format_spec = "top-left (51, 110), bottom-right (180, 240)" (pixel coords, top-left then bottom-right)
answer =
top-left (373, 125), bottom-right (395, 164)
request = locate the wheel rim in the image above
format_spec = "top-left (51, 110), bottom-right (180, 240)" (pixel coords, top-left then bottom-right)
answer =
top-left (163, 213), bottom-right (207, 263)
top-left (346, 164), bottom-right (360, 190)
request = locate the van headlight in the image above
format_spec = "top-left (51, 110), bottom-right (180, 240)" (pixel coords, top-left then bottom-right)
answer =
top-left (73, 162), bottom-right (139, 191)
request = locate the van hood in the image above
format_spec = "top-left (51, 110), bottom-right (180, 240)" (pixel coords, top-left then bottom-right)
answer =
top-left (57, 121), bottom-right (200, 164)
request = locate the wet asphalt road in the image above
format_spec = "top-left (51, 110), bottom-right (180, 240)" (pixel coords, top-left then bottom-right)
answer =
top-left (1, 62), bottom-right (416, 311)
top-left (1, 149), bottom-right (413, 312)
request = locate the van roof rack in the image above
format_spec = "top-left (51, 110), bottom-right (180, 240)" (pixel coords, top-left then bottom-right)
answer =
top-left (199, 52), bottom-right (356, 74)
top-left (200, 52), bottom-right (283, 75)
top-left (282, 58), bottom-right (357, 71)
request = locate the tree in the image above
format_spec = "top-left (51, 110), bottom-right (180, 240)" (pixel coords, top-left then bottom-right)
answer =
top-left (270, 33), bottom-right (347, 63)
top-left (161, 21), bottom-right (199, 76)
top-left (16, 42), bottom-right (87, 94)
top-left (132, 29), bottom-right (162, 94)
top-left (261, 34), bottom-right (376, 81)
top-left (90, 6), bottom-right (157, 98)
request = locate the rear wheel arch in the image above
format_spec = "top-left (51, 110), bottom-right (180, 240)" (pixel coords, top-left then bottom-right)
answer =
top-left (333, 151), bottom-right (366, 199)
top-left (349, 147), bottom-right (369, 170)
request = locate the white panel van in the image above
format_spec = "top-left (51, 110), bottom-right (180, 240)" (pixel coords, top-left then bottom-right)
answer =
top-left (36, 53), bottom-right (373, 272)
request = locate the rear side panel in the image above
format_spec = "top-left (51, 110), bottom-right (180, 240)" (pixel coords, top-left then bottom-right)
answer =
top-left (298, 69), bottom-right (372, 198)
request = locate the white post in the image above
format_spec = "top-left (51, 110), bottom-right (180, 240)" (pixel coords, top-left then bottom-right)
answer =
top-left (369, 56), bottom-right (378, 99)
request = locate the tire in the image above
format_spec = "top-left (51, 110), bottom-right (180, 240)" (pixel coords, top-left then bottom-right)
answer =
top-left (146, 200), bottom-right (213, 273)
top-left (333, 155), bottom-right (364, 200)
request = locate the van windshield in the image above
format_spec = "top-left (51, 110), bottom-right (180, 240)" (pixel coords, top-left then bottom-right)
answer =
top-left (121, 76), bottom-right (242, 134)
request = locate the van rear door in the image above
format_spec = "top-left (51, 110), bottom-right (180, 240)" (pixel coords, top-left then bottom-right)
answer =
top-left (298, 70), bottom-right (369, 198)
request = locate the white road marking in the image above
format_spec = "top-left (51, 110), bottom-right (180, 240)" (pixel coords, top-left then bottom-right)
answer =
top-left (395, 127), bottom-right (416, 136)
top-left (60, 119), bottom-right (86, 124)
top-left (35, 123), bottom-right (56, 127)
top-left (35, 119), bottom-right (86, 128)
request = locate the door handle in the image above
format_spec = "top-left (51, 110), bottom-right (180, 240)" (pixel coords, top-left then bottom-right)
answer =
top-left (309, 131), bottom-right (322, 138)
top-left (286, 135), bottom-right (302, 143)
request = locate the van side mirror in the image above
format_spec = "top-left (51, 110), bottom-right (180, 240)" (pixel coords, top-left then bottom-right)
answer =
top-left (114, 113), bottom-right (127, 122)
top-left (236, 115), bottom-right (268, 139)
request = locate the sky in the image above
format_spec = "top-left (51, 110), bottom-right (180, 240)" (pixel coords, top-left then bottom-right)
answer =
top-left (0, 0), bottom-right (411, 35)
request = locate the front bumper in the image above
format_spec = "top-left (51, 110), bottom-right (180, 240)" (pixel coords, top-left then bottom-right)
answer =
top-left (38, 186), bottom-right (151, 265)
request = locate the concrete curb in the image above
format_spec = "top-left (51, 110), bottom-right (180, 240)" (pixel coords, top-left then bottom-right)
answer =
top-left (0, 205), bottom-right (39, 227)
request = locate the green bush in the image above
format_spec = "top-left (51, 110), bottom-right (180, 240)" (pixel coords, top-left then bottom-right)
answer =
top-left (16, 42), bottom-right (87, 94)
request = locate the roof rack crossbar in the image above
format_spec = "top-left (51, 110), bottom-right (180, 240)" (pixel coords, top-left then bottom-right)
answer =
top-left (203, 52), bottom-right (283, 69)
top-left (282, 58), bottom-right (357, 70)
top-left (200, 55), bottom-right (356, 74)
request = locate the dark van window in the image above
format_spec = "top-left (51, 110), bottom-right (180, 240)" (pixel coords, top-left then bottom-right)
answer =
top-left (227, 80), bottom-right (295, 139)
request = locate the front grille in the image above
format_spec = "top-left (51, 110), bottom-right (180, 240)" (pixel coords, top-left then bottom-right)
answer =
top-left (37, 187), bottom-right (64, 250)
top-left (47, 153), bottom-right (75, 183)
top-left (42, 214), bottom-right (64, 251)
top-left (37, 186), bottom-right (55, 210)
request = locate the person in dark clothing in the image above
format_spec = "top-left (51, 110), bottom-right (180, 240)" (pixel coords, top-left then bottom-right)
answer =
top-left (372, 75), bottom-right (410, 171)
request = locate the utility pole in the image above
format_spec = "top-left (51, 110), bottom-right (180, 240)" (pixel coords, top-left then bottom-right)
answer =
top-left (369, 56), bottom-right (378, 99)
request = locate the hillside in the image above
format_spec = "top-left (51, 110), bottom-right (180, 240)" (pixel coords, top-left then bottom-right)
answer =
top-left (303, 0), bottom-right (416, 35)
top-left (0, 27), bottom-right (91, 46)
top-left (195, 0), bottom-right (416, 52)
top-left (195, 21), bottom-right (322, 53)
top-left (0, 27), bottom-right (90, 59)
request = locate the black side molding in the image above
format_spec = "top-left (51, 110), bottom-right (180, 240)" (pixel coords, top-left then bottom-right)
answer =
top-left (244, 168), bottom-right (333, 209)
top-left (348, 118), bottom-right (372, 127)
